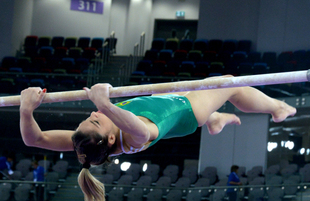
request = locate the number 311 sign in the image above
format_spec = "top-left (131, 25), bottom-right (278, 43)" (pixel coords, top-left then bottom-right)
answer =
top-left (71, 0), bottom-right (104, 14)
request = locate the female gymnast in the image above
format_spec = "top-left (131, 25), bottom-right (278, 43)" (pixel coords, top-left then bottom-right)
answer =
top-left (19, 75), bottom-right (296, 201)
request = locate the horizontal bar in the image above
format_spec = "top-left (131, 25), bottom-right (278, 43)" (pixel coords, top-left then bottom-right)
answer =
top-left (0, 70), bottom-right (308, 107)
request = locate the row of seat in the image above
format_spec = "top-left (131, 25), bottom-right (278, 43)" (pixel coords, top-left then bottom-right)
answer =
top-left (0, 76), bottom-right (87, 94)
top-left (23, 35), bottom-right (114, 50)
top-left (143, 49), bottom-right (310, 70)
top-left (100, 162), bottom-right (308, 201)
top-left (1, 56), bottom-right (93, 74)
top-left (151, 38), bottom-right (252, 53)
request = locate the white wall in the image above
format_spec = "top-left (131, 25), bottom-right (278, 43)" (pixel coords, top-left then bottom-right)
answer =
top-left (197, 0), bottom-right (260, 51)
top-left (198, 0), bottom-right (310, 53)
top-left (149, 0), bottom-right (200, 49)
top-left (31, 0), bottom-right (112, 40)
top-left (0, 1), bottom-right (15, 59)
top-left (110, 0), bottom-right (201, 55)
top-left (199, 114), bottom-right (269, 179)
top-left (11, 0), bottom-right (34, 55)
top-left (257, 0), bottom-right (310, 52)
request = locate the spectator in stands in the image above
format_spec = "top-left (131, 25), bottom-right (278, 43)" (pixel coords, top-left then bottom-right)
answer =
top-left (227, 165), bottom-right (242, 201)
top-left (19, 75), bottom-right (296, 201)
top-left (32, 160), bottom-right (45, 201)
top-left (0, 155), bottom-right (14, 179)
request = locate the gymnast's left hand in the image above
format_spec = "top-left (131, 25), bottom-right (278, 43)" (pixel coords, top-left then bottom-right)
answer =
top-left (83, 83), bottom-right (112, 110)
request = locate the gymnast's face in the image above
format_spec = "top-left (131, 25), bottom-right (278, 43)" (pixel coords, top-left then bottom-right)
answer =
top-left (76, 111), bottom-right (113, 138)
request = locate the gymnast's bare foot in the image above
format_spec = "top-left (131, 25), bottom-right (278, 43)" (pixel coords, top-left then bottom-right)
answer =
top-left (206, 112), bottom-right (241, 135)
top-left (271, 100), bottom-right (296, 122)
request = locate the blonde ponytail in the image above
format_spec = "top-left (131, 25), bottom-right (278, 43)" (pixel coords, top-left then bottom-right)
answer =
top-left (78, 168), bottom-right (105, 201)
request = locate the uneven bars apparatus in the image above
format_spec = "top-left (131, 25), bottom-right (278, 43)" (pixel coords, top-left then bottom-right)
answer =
top-left (0, 70), bottom-right (310, 107)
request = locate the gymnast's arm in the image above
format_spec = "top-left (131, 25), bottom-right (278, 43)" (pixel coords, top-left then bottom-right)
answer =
top-left (20, 88), bottom-right (75, 152)
top-left (85, 84), bottom-right (153, 146)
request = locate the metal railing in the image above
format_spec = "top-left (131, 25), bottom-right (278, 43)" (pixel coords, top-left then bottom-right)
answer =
top-left (1, 178), bottom-right (310, 201)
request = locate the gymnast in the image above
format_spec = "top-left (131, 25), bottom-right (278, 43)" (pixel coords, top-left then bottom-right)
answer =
top-left (19, 75), bottom-right (296, 201)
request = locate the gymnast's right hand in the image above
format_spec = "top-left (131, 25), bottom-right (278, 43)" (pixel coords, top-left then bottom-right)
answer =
top-left (20, 87), bottom-right (47, 112)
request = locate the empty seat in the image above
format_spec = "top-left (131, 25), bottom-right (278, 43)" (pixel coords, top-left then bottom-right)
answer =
top-left (82, 47), bottom-right (96, 60)
top-left (0, 183), bottom-right (12, 201)
top-left (283, 179), bottom-right (298, 196)
top-left (208, 39), bottom-right (223, 53)
top-left (262, 51), bottom-right (277, 68)
top-left (144, 50), bottom-right (158, 61)
top-left (211, 188), bottom-right (226, 201)
top-left (68, 47), bottom-right (82, 59)
top-left (166, 189), bottom-right (182, 201)
top-left (51, 36), bottom-right (64, 48)
top-left (11, 170), bottom-right (23, 180)
top-left (186, 190), bottom-right (202, 201)
top-left (97, 174), bottom-right (114, 193)
top-left (237, 40), bottom-right (252, 53)
top-left (16, 159), bottom-right (32, 177)
top-left (38, 36), bottom-right (51, 48)
top-left (125, 163), bottom-right (141, 182)
top-left (188, 50), bottom-right (202, 62)
top-left (200, 166), bottom-right (217, 185)
top-left (158, 49), bottom-right (173, 62)
top-left (14, 184), bottom-right (32, 201)
top-left (146, 189), bottom-right (163, 201)
top-left (52, 160), bottom-right (68, 179)
top-left (247, 52), bottom-right (261, 63)
top-left (135, 175), bottom-right (152, 194)
top-left (193, 39), bottom-right (208, 52)
top-left (248, 188), bottom-right (264, 201)
top-left (222, 40), bottom-right (237, 53)
top-left (178, 61), bottom-right (195, 75)
top-left (232, 51), bottom-right (247, 64)
top-left (127, 188), bottom-right (143, 201)
top-left (151, 38), bottom-right (165, 51)
top-left (91, 37), bottom-right (104, 49)
top-left (165, 38), bottom-right (179, 52)
top-left (175, 177), bottom-right (191, 196)
top-left (106, 163), bottom-right (121, 181)
top-left (179, 39), bottom-right (193, 52)
top-left (253, 62), bottom-right (268, 74)
top-left (194, 178), bottom-right (210, 197)
top-left (203, 51), bottom-right (217, 62)
top-left (144, 164), bottom-right (160, 182)
top-left (118, 175), bottom-right (133, 193)
top-left (54, 46), bottom-right (68, 59)
top-left (64, 37), bottom-right (77, 48)
top-left (249, 177), bottom-right (265, 185)
top-left (209, 62), bottom-right (224, 74)
top-left (173, 49), bottom-right (188, 61)
top-left (193, 61), bottom-right (209, 77)
top-left (45, 172), bottom-right (59, 192)
top-left (156, 176), bottom-right (171, 195)
top-left (24, 35), bottom-right (38, 47)
top-left (39, 46), bottom-right (54, 59)
top-left (77, 37), bottom-right (91, 49)
top-left (182, 165), bottom-right (198, 184)
top-left (1, 56), bottom-right (17, 69)
top-left (264, 164), bottom-right (280, 176)
top-left (108, 187), bottom-right (124, 201)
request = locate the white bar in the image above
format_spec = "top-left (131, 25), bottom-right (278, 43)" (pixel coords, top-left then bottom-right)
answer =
top-left (0, 70), bottom-right (308, 107)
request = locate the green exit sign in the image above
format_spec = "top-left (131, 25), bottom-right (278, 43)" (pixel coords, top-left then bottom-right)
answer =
top-left (176, 11), bottom-right (185, 18)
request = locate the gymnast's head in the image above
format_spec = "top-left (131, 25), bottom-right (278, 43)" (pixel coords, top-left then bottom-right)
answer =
top-left (70, 111), bottom-right (118, 201)
top-left (73, 111), bottom-right (118, 163)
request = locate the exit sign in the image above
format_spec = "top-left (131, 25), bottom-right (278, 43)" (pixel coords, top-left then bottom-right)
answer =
top-left (176, 11), bottom-right (185, 18)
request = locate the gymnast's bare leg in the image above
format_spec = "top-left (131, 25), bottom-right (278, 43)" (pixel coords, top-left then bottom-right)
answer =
top-left (185, 75), bottom-right (296, 127)
top-left (152, 91), bottom-right (241, 135)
